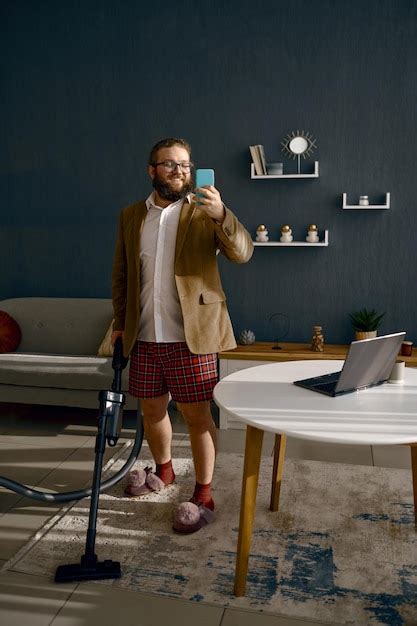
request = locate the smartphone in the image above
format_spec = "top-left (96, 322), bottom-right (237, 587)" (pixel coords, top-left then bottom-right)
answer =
top-left (195, 168), bottom-right (215, 204)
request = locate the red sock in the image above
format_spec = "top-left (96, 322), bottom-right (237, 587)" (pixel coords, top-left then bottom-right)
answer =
top-left (155, 460), bottom-right (175, 485)
top-left (192, 481), bottom-right (215, 510)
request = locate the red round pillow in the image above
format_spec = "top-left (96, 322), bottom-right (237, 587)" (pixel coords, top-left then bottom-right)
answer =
top-left (0, 311), bottom-right (22, 353)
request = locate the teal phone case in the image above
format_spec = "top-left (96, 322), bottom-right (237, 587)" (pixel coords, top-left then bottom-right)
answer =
top-left (195, 169), bottom-right (215, 203)
top-left (196, 168), bottom-right (215, 188)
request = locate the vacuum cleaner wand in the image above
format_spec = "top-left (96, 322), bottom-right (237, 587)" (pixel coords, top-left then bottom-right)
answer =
top-left (104, 337), bottom-right (129, 446)
top-left (54, 336), bottom-right (130, 583)
top-left (0, 333), bottom-right (143, 582)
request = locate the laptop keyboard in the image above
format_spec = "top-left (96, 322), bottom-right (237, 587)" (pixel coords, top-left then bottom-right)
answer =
top-left (313, 381), bottom-right (337, 393)
top-left (294, 371), bottom-right (341, 395)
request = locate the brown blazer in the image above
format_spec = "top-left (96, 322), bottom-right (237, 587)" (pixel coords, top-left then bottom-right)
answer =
top-left (112, 199), bottom-right (253, 356)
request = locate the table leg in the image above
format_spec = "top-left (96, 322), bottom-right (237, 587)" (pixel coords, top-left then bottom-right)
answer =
top-left (234, 424), bottom-right (264, 597)
top-left (270, 433), bottom-right (287, 512)
top-left (411, 444), bottom-right (417, 527)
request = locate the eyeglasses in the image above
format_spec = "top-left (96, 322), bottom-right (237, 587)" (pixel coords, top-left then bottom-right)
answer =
top-left (153, 160), bottom-right (194, 172)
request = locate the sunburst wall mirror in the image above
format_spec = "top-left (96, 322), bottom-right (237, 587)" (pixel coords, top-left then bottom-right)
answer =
top-left (281, 130), bottom-right (317, 174)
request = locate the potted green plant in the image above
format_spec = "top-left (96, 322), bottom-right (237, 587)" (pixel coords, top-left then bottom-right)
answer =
top-left (349, 308), bottom-right (385, 340)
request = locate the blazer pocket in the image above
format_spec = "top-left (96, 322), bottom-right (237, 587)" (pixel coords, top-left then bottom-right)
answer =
top-left (201, 289), bottom-right (226, 304)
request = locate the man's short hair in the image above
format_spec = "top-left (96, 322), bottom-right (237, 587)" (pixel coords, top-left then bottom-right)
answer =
top-left (149, 138), bottom-right (192, 165)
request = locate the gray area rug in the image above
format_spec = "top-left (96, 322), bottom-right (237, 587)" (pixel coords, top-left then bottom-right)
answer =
top-left (3, 443), bottom-right (417, 625)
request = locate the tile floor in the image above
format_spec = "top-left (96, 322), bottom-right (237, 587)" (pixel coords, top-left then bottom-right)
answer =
top-left (0, 401), bottom-right (412, 626)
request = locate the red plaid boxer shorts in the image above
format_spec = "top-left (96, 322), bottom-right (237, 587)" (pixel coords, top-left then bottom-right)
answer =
top-left (128, 341), bottom-right (218, 403)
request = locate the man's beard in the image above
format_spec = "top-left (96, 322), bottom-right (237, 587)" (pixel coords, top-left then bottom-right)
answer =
top-left (152, 173), bottom-right (194, 202)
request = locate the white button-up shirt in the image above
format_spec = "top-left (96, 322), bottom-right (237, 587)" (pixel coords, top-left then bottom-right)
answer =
top-left (137, 192), bottom-right (190, 343)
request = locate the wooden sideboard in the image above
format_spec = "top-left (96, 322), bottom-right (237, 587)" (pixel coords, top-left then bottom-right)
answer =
top-left (217, 342), bottom-right (417, 429)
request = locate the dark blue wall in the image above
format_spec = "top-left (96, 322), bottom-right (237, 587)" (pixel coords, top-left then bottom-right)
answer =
top-left (1, 0), bottom-right (416, 344)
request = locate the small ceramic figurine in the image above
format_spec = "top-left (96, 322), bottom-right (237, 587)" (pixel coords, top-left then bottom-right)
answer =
top-left (311, 325), bottom-right (325, 352)
top-left (280, 224), bottom-right (293, 243)
top-left (306, 224), bottom-right (319, 243)
top-left (256, 224), bottom-right (269, 242)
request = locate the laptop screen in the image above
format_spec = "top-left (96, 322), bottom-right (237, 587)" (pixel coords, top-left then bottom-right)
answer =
top-left (336, 332), bottom-right (406, 393)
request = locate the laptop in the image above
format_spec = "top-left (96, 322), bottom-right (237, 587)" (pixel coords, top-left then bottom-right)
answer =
top-left (293, 332), bottom-right (406, 397)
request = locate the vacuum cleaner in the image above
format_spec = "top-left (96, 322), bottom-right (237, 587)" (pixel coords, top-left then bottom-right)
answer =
top-left (0, 337), bottom-right (144, 582)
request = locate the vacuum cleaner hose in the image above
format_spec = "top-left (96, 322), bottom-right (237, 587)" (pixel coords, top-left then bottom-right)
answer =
top-left (0, 415), bottom-right (143, 502)
top-left (0, 336), bottom-right (143, 502)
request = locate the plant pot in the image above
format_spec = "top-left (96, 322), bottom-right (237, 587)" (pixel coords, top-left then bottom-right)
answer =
top-left (355, 330), bottom-right (377, 340)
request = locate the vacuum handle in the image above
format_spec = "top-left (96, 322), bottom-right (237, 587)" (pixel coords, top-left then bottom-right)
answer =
top-left (111, 337), bottom-right (128, 393)
top-left (112, 336), bottom-right (129, 372)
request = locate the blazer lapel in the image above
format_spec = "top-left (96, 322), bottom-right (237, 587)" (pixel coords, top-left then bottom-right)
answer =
top-left (133, 201), bottom-right (148, 273)
top-left (175, 200), bottom-right (196, 264)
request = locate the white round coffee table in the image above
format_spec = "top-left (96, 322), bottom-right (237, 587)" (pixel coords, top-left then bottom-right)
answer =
top-left (213, 360), bottom-right (417, 596)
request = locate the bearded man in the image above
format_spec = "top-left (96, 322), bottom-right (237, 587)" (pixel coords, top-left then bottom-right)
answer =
top-left (111, 137), bottom-right (253, 533)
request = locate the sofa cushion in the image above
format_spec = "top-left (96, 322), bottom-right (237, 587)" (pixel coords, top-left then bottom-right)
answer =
top-left (0, 311), bottom-right (22, 353)
top-left (97, 319), bottom-right (114, 357)
top-left (0, 353), bottom-right (129, 391)
top-left (0, 298), bottom-right (113, 355)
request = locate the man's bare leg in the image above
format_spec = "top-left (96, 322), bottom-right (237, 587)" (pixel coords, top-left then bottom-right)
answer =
top-left (140, 393), bottom-right (172, 464)
top-left (177, 400), bottom-right (216, 507)
top-left (125, 393), bottom-right (174, 495)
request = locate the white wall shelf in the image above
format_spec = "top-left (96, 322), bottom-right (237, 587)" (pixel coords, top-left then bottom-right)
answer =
top-left (342, 192), bottom-right (390, 209)
top-left (251, 162), bottom-right (319, 179)
top-left (253, 230), bottom-right (329, 247)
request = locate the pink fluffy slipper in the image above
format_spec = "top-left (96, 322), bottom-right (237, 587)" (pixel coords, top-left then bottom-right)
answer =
top-left (172, 501), bottom-right (215, 534)
top-left (124, 466), bottom-right (167, 497)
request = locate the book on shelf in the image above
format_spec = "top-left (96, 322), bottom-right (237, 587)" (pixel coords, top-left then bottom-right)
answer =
top-left (249, 145), bottom-right (263, 176)
top-left (256, 144), bottom-right (267, 175)
top-left (249, 145), bottom-right (267, 176)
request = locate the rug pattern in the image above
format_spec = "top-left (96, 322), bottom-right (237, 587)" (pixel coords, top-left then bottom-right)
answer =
top-left (4, 446), bottom-right (417, 625)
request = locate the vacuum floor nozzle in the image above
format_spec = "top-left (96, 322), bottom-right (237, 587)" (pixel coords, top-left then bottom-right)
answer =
top-left (55, 556), bottom-right (121, 582)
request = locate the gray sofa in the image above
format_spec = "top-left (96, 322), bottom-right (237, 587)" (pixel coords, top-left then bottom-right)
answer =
top-left (0, 298), bottom-right (136, 410)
